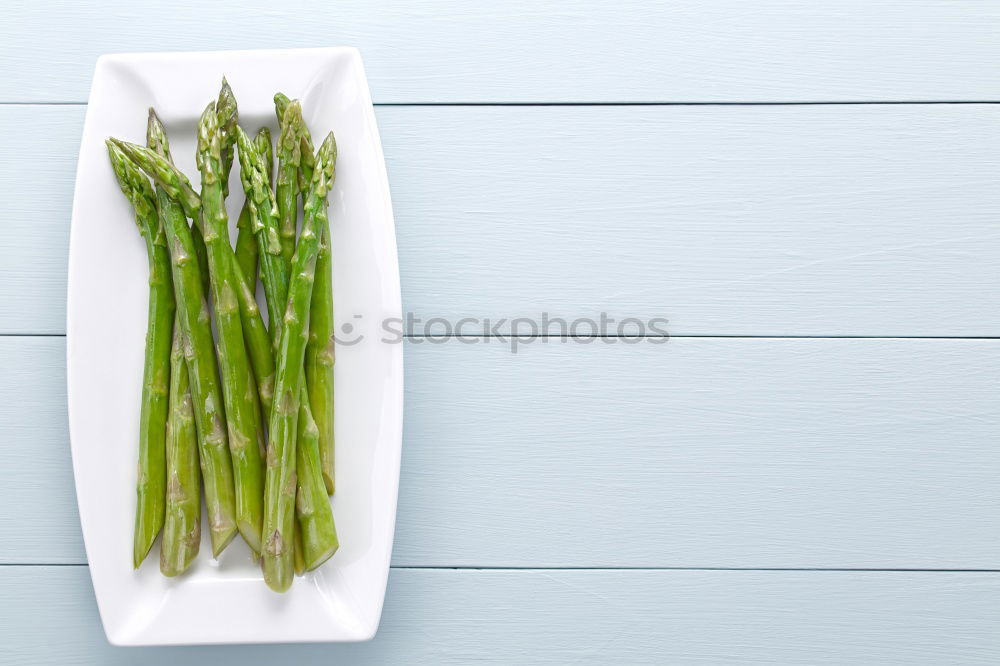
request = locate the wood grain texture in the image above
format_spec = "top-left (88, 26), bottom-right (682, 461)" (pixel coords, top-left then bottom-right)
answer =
top-left (5, 336), bottom-right (999, 567)
top-left (0, 338), bottom-right (81, 562)
top-left (1, 566), bottom-right (998, 664)
top-left (4, 104), bottom-right (1000, 335)
top-left (6, 1), bottom-right (1000, 103)
top-left (0, 107), bottom-right (78, 334)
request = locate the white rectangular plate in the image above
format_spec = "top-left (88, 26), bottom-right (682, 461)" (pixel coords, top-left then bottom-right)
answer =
top-left (66, 47), bottom-right (403, 645)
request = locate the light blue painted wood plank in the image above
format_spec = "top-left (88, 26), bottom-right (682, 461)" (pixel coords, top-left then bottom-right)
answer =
top-left (1, 567), bottom-right (998, 663)
top-left (0, 107), bottom-right (78, 334)
top-left (4, 104), bottom-right (1000, 335)
top-left (4, 337), bottom-right (999, 567)
top-left (389, 104), bottom-right (1000, 336)
top-left (6, 1), bottom-right (1000, 103)
top-left (0, 338), bottom-right (80, 562)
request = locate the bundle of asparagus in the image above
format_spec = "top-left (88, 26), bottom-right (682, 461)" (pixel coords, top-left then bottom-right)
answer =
top-left (107, 79), bottom-right (339, 592)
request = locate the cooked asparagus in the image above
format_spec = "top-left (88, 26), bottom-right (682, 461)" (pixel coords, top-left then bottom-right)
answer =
top-left (196, 100), bottom-right (266, 554)
top-left (235, 126), bottom-right (289, 343)
top-left (262, 132), bottom-right (337, 592)
top-left (306, 170), bottom-right (336, 494)
top-left (106, 140), bottom-right (172, 569)
top-left (111, 89), bottom-right (342, 585)
top-left (233, 128), bottom-right (273, 292)
top-left (216, 78), bottom-right (239, 197)
top-left (274, 99), bottom-right (306, 270)
top-left (160, 323), bottom-right (201, 576)
top-left (296, 397), bottom-right (339, 569)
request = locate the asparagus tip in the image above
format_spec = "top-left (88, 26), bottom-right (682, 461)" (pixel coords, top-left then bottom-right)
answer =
top-left (106, 138), bottom-right (155, 222)
top-left (316, 132), bottom-right (337, 176)
top-left (216, 78), bottom-right (237, 125)
top-left (146, 107), bottom-right (171, 160)
top-left (273, 91), bottom-right (292, 120)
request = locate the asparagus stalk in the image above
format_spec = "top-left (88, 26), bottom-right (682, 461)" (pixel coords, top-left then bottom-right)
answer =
top-left (196, 101), bottom-right (266, 554)
top-left (236, 126), bottom-right (289, 344)
top-left (306, 240), bottom-right (335, 495)
top-left (230, 255), bottom-right (275, 412)
top-left (160, 322), bottom-right (201, 576)
top-left (296, 396), bottom-right (339, 569)
top-left (216, 77), bottom-right (239, 198)
top-left (256, 126), bottom-right (275, 183)
top-left (305, 159), bottom-right (336, 494)
top-left (275, 99), bottom-right (305, 270)
top-left (275, 93), bottom-right (314, 195)
top-left (262, 131), bottom-right (337, 592)
top-left (121, 117), bottom-right (240, 556)
top-left (233, 127), bottom-right (274, 289)
top-left (106, 141), bottom-right (173, 569)
top-left (229, 130), bottom-right (279, 410)
top-left (233, 128), bottom-right (272, 292)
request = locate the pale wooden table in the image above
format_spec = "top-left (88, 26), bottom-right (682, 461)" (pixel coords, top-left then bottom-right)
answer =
top-left (2, 1), bottom-right (999, 663)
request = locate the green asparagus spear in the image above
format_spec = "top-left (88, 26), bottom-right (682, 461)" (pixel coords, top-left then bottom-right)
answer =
top-left (216, 77), bottom-right (239, 198)
top-left (262, 132), bottom-right (337, 592)
top-left (296, 397), bottom-right (339, 569)
top-left (255, 126), bottom-right (275, 185)
top-left (107, 141), bottom-right (173, 569)
top-left (274, 92), bottom-right (291, 124)
top-left (159, 191), bottom-right (238, 557)
top-left (275, 93), bottom-right (316, 208)
top-left (230, 94), bottom-right (259, 289)
top-left (236, 126), bottom-right (289, 343)
top-left (127, 115), bottom-right (239, 555)
top-left (275, 93), bottom-right (314, 194)
top-left (275, 99), bottom-right (305, 270)
top-left (232, 127), bottom-right (273, 297)
top-left (306, 241), bottom-right (335, 494)
top-left (197, 101), bottom-right (266, 554)
top-left (229, 132), bottom-right (279, 412)
top-left (305, 145), bottom-right (336, 494)
top-left (160, 322), bottom-right (201, 576)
